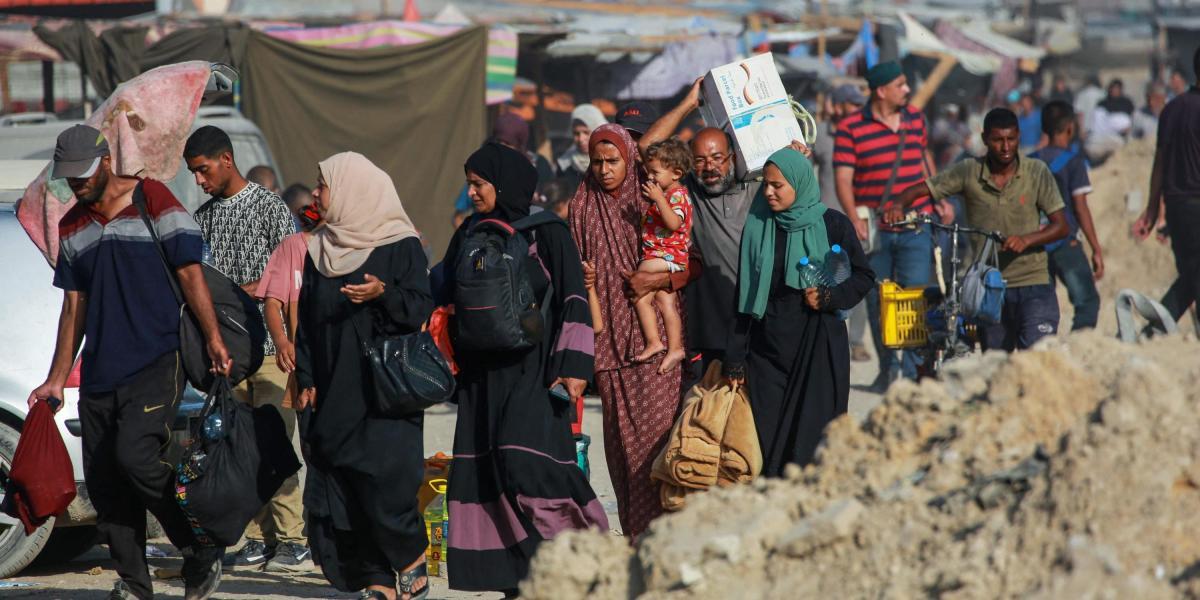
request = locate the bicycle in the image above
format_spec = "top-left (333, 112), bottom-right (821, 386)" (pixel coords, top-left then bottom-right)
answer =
top-left (882, 213), bottom-right (1006, 376)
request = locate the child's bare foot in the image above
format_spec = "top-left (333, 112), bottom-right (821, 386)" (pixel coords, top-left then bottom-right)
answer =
top-left (634, 343), bottom-right (665, 363)
top-left (658, 349), bottom-right (686, 374)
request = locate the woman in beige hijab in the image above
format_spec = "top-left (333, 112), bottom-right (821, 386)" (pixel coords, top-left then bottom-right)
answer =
top-left (294, 152), bottom-right (433, 600)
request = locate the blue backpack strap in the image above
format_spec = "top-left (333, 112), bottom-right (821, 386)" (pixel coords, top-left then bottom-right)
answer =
top-left (1046, 145), bottom-right (1078, 175)
top-left (511, 210), bottom-right (567, 232)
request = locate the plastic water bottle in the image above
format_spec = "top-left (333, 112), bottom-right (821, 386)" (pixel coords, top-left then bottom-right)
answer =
top-left (825, 244), bottom-right (851, 285)
top-left (798, 257), bottom-right (832, 289)
top-left (201, 241), bottom-right (213, 265)
top-left (824, 245), bottom-right (852, 321)
top-left (202, 412), bottom-right (225, 441)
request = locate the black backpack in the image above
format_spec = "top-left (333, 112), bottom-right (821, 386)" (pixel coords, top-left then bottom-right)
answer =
top-left (453, 211), bottom-right (563, 353)
top-left (132, 185), bottom-right (266, 389)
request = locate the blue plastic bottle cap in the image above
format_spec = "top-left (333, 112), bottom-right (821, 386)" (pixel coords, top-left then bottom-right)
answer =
top-left (831, 244), bottom-right (842, 253)
top-left (799, 257), bottom-right (810, 265)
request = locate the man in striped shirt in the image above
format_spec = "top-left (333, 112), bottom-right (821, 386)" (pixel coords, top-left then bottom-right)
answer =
top-left (833, 62), bottom-right (951, 390)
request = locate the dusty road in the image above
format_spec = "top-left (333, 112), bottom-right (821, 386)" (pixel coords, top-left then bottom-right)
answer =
top-left (5, 356), bottom-right (883, 599)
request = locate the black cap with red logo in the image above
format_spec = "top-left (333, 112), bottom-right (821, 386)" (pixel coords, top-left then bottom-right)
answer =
top-left (615, 101), bottom-right (660, 136)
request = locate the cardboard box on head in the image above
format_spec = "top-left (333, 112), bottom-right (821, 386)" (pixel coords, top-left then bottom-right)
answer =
top-left (700, 53), bottom-right (806, 180)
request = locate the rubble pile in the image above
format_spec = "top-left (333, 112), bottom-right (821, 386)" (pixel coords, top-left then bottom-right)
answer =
top-left (523, 331), bottom-right (1200, 599)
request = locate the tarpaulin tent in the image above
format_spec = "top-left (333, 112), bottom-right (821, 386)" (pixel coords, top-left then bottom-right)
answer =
top-left (34, 23), bottom-right (488, 258)
top-left (243, 26), bottom-right (487, 258)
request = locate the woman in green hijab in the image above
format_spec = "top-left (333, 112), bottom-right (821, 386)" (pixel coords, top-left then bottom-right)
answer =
top-left (722, 147), bottom-right (874, 476)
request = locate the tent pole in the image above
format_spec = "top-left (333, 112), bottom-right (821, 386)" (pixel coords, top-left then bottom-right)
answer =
top-left (0, 60), bottom-right (10, 114)
top-left (81, 63), bottom-right (92, 118)
top-left (911, 53), bottom-right (956, 111)
top-left (533, 49), bottom-right (550, 162)
top-left (42, 60), bottom-right (55, 114)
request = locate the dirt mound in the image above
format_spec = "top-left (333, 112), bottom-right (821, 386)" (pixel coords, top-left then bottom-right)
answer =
top-left (522, 331), bottom-right (1200, 599)
top-left (1060, 137), bottom-right (1194, 334)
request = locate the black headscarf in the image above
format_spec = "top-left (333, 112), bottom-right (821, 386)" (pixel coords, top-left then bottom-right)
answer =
top-left (464, 141), bottom-right (536, 223)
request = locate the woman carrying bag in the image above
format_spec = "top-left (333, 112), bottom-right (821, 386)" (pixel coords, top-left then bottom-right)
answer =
top-left (294, 152), bottom-right (434, 600)
top-left (439, 142), bottom-right (607, 596)
top-left (723, 148), bottom-right (874, 477)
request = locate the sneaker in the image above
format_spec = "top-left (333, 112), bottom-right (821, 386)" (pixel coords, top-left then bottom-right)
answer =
top-left (108, 580), bottom-right (136, 600)
top-left (221, 539), bottom-right (274, 569)
top-left (264, 542), bottom-right (314, 573)
top-left (183, 548), bottom-right (222, 600)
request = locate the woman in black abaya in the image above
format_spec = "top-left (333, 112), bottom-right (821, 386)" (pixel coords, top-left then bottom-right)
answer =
top-left (439, 142), bottom-right (608, 596)
top-left (723, 147), bottom-right (874, 476)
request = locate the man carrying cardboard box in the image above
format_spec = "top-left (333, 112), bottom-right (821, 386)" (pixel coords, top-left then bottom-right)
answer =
top-left (629, 78), bottom-right (809, 381)
top-left (833, 62), bottom-right (950, 392)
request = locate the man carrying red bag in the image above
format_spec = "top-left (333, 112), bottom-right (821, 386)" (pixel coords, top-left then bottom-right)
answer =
top-left (27, 126), bottom-right (232, 600)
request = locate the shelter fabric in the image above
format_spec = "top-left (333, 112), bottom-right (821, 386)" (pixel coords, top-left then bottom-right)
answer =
top-left (244, 27), bottom-right (487, 261)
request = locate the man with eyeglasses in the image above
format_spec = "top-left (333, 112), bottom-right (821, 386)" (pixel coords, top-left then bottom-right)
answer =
top-left (632, 78), bottom-right (809, 376)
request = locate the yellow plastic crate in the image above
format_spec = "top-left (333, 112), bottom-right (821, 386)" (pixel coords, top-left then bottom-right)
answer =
top-left (879, 280), bottom-right (927, 349)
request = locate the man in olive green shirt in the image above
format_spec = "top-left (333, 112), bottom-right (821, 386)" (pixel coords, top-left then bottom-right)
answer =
top-left (885, 108), bottom-right (1069, 351)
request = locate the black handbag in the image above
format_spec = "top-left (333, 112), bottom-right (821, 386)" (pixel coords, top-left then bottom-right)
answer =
top-left (348, 309), bottom-right (455, 417)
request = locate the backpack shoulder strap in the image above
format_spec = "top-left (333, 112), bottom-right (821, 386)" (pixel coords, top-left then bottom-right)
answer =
top-left (1046, 146), bottom-right (1078, 175)
top-left (512, 210), bottom-right (567, 232)
top-left (131, 183), bottom-right (185, 305)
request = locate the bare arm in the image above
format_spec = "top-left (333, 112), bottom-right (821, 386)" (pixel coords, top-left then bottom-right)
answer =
top-left (177, 263), bottom-right (232, 375)
top-left (28, 291), bottom-right (86, 410)
top-left (240, 279), bottom-right (261, 297)
top-left (643, 183), bottom-right (682, 231)
top-left (264, 297), bottom-right (289, 350)
top-left (1134, 149), bottom-right (1166, 240)
top-left (639, 78), bottom-right (702, 159)
top-left (1071, 193), bottom-right (1104, 279)
top-left (1004, 210), bottom-right (1069, 253)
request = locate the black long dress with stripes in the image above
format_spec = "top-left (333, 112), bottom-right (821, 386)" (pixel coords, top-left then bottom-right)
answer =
top-left (437, 216), bottom-right (608, 593)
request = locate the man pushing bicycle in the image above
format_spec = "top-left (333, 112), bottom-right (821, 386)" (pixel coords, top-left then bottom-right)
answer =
top-left (884, 108), bottom-right (1070, 352)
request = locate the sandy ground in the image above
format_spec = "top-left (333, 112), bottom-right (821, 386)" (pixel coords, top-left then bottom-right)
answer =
top-left (3, 355), bottom-right (885, 599)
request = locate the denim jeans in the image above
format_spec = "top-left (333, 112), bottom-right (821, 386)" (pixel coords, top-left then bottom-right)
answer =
top-left (1048, 240), bottom-right (1100, 331)
top-left (980, 283), bottom-right (1060, 351)
top-left (866, 226), bottom-right (933, 379)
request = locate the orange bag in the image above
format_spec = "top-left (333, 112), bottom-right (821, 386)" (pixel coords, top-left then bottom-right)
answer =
top-left (428, 306), bottom-right (458, 375)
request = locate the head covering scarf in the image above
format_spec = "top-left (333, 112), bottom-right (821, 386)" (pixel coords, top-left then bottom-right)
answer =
top-left (492, 113), bottom-right (530, 151)
top-left (737, 147), bottom-right (829, 319)
top-left (570, 103), bottom-right (608, 132)
top-left (567, 123), bottom-right (645, 370)
top-left (562, 103), bottom-right (609, 174)
top-left (308, 151), bottom-right (419, 278)
top-left (464, 141), bottom-right (537, 223)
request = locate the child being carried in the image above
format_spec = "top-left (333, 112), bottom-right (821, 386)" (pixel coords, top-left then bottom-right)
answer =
top-left (633, 138), bottom-right (693, 373)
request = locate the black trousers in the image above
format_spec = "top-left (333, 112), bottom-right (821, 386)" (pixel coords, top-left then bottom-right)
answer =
top-left (80, 351), bottom-right (198, 600)
top-left (1162, 198), bottom-right (1200, 322)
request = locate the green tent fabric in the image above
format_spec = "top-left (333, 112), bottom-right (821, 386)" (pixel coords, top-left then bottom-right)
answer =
top-left (242, 26), bottom-right (487, 261)
top-left (34, 20), bottom-right (145, 96)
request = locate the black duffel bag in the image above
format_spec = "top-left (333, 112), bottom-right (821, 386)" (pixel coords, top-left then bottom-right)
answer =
top-left (132, 184), bottom-right (266, 389)
top-left (175, 376), bottom-right (300, 547)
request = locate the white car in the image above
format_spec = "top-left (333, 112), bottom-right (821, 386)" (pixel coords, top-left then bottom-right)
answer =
top-left (0, 104), bottom-right (281, 576)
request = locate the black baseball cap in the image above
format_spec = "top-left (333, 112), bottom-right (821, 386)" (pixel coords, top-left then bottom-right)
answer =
top-left (615, 101), bottom-right (660, 135)
top-left (52, 125), bottom-right (109, 179)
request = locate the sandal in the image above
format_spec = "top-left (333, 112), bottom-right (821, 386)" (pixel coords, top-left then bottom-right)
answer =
top-left (397, 561), bottom-right (429, 600)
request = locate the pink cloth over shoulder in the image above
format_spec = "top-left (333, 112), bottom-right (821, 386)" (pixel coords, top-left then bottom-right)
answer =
top-left (257, 232), bottom-right (308, 303)
top-left (16, 61), bottom-right (211, 266)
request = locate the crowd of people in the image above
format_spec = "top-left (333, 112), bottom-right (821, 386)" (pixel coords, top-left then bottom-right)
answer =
top-left (23, 46), bottom-right (1200, 600)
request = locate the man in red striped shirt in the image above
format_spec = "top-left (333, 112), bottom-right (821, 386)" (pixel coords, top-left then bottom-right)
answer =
top-left (833, 62), bottom-right (951, 391)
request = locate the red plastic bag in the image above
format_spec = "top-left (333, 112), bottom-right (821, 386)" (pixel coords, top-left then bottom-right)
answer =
top-left (2, 400), bottom-right (76, 534)
top-left (428, 306), bottom-right (459, 375)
